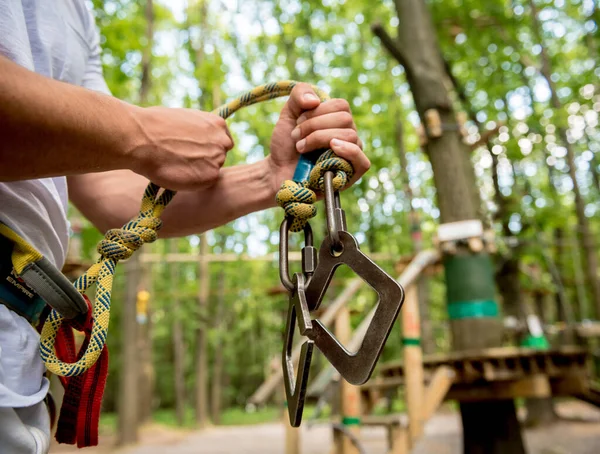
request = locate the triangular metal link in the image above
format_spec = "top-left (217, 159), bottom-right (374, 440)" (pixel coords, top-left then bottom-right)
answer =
top-left (304, 231), bottom-right (404, 385)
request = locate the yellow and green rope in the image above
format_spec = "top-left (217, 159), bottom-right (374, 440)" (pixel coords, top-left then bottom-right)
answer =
top-left (38, 80), bottom-right (354, 377)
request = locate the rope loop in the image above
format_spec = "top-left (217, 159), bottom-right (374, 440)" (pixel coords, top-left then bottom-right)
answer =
top-left (275, 150), bottom-right (355, 232)
top-left (309, 150), bottom-right (354, 193)
top-left (40, 184), bottom-right (175, 377)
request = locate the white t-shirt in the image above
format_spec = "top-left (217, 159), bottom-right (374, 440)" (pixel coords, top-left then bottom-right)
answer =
top-left (0, 2), bottom-right (109, 452)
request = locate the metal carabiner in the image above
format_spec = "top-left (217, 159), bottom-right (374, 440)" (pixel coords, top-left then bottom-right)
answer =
top-left (279, 218), bottom-right (317, 292)
top-left (323, 171), bottom-right (347, 252)
top-left (282, 273), bottom-right (314, 427)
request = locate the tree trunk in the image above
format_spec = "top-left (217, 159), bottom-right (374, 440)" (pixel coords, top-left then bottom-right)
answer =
top-left (372, 1), bottom-right (525, 452)
top-left (396, 117), bottom-right (434, 354)
top-left (139, 0), bottom-right (153, 106)
top-left (118, 255), bottom-right (140, 445)
top-left (195, 233), bottom-right (210, 427)
top-left (210, 258), bottom-right (226, 425)
top-left (170, 239), bottom-right (187, 426)
top-left (136, 256), bottom-right (154, 424)
top-left (529, 0), bottom-right (600, 317)
top-left (133, 0), bottom-right (155, 425)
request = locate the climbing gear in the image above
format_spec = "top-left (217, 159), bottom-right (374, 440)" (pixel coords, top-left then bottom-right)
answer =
top-left (279, 164), bottom-right (405, 426)
top-left (0, 224), bottom-right (87, 324)
top-left (0, 80), bottom-right (402, 440)
top-left (282, 273), bottom-right (314, 427)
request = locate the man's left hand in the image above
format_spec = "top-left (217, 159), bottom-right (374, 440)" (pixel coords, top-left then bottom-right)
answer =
top-left (268, 83), bottom-right (370, 193)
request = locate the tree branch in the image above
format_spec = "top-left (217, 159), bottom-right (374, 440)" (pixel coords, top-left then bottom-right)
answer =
top-left (371, 22), bottom-right (409, 69)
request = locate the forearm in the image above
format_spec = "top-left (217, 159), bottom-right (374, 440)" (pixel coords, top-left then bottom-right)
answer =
top-left (68, 159), bottom-right (277, 237)
top-left (0, 55), bottom-right (140, 180)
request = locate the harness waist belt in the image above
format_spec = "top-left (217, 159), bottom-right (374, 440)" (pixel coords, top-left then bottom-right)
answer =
top-left (0, 222), bottom-right (87, 322)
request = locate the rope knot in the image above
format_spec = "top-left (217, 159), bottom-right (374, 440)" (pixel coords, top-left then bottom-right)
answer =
top-left (309, 150), bottom-right (354, 193)
top-left (96, 217), bottom-right (162, 261)
top-left (276, 180), bottom-right (317, 232)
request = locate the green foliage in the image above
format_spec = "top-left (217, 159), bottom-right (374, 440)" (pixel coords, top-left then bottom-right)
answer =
top-left (76, 0), bottom-right (599, 425)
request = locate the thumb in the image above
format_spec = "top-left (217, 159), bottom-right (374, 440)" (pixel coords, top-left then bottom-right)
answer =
top-left (284, 83), bottom-right (321, 119)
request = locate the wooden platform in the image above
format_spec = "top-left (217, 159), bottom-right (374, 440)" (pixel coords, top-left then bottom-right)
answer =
top-left (361, 347), bottom-right (592, 406)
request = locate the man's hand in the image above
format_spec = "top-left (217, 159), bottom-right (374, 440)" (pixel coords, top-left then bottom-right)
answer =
top-left (0, 55), bottom-right (233, 189)
top-left (268, 83), bottom-right (370, 192)
top-left (128, 107), bottom-right (233, 191)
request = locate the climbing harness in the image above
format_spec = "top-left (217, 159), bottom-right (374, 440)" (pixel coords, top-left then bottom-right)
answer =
top-left (279, 152), bottom-right (405, 426)
top-left (0, 80), bottom-right (403, 445)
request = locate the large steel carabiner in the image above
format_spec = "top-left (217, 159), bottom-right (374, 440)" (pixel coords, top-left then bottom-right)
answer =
top-left (282, 273), bottom-right (314, 427)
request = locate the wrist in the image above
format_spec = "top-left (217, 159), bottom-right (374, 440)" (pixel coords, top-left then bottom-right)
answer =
top-left (256, 157), bottom-right (279, 209)
top-left (116, 103), bottom-right (155, 175)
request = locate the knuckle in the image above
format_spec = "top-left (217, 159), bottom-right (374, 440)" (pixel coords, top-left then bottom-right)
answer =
top-left (298, 120), bottom-right (312, 137)
top-left (333, 98), bottom-right (351, 112)
top-left (212, 114), bottom-right (228, 129)
top-left (340, 111), bottom-right (353, 127)
top-left (345, 129), bottom-right (358, 142)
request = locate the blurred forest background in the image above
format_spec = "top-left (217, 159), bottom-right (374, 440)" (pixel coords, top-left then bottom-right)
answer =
top-left (70, 0), bottom-right (600, 436)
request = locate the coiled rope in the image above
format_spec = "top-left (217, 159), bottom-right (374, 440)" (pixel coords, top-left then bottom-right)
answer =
top-left (39, 80), bottom-right (354, 377)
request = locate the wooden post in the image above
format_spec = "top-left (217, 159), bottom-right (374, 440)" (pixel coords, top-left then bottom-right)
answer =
top-left (334, 306), bottom-right (361, 454)
top-left (401, 284), bottom-right (424, 441)
top-left (284, 405), bottom-right (301, 454)
top-left (118, 254), bottom-right (140, 445)
top-left (422, 366), bottom-right (454, 420)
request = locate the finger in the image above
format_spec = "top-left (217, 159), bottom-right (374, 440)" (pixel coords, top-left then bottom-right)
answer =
top-left (330, 139), bottom-right (371, 186)
top-left (296, 98), bottom-right (351, 124)
top-left (291, 112), bottom-right (355, 141)
top-left (286, 83), bottom-right (321, 118)
top-left (296, 129), bottom-right (359, 154)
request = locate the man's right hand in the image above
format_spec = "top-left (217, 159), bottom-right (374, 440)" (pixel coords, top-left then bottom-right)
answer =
top-left (127, 107), bottom-right (234, 191)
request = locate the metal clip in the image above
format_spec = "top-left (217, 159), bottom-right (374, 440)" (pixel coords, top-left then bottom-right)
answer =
top-left (304, 231), bottom-right (404, 385)
top-left (282, 273), bottom-right (314, 427)
top-left (279, 218), bottom-right (317, 292)
top-left (323, 171), bottom-right (347, 252)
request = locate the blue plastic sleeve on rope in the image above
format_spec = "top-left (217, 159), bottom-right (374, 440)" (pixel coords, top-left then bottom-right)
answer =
top-left (292, 155), bottom-right (314, 182)
top-left (448, 299), bottom-right (499, 320)
top-left (292, 150), bottom-right (324, 182)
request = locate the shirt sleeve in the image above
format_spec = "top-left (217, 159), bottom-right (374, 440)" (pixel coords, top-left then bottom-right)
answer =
top-left (81, 5), bottom-right (111, 96)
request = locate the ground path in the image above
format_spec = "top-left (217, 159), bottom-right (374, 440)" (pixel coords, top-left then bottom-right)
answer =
top-left (52, 401), bottom-right (600, 454)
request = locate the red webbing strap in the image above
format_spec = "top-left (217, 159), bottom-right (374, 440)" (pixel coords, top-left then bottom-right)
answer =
top-left (54, 295), bottom-right (108, 448)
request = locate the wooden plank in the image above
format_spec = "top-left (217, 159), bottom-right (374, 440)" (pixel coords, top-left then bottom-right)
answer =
top-left (422, 366), bottom-right (454, 420)
top-left (142, 251), bottom-right (396, 264)
top-left (447, 375), bottom-right (551, 401)
top-left (550, 373), bottom-right (589, 396)
top-left (377, 346), bottom-right (589, 376)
